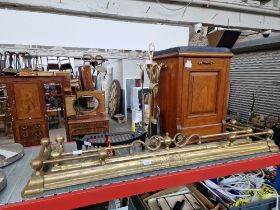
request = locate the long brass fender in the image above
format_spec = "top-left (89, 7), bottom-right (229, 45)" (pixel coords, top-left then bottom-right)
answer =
top-left (22, 124), bottom-right (278, 197)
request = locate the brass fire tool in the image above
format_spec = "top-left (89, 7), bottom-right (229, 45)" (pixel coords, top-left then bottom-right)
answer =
top-left (22, 122), bottom-right (278, 197)
top-left (138, 43), bottom-right (165, 135)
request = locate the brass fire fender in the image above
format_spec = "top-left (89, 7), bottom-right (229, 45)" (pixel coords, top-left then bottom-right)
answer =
top-left (22, 122), bottom-right (278, 197)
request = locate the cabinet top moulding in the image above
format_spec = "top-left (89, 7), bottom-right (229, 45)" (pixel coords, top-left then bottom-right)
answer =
top-left (0, 76), bottom-right (66, 85)
top-left (154, 46), bottom-right (233, 59)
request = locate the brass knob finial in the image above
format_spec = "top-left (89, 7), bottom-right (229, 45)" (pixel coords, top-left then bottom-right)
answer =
top-left (41, 137), bottom-right (50, 147)
top-left (163, 132), bottom-right (172, 149)
top-left (98, 148), bottom-right (107, 165)
top-left (266, 129), bottom-right (274, 136)
top-left (31, 158), bottom-right (43, 176)
top-left (55, 136), bottom-right (65, 144)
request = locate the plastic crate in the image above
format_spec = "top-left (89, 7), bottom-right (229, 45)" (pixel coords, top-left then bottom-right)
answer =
top-left (195, 182), bottom-right (276, 210)
top-left (229, 198), bottom-right (276, 210)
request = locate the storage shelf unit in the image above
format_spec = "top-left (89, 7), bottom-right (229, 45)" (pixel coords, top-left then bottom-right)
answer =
top-left (44, 82), bottom-right (64, 128)
top-left (1, 153), bottom-right (280, 210)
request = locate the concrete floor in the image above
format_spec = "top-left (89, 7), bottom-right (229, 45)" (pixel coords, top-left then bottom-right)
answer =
top-left (0, 112), bottom-right (133, 145)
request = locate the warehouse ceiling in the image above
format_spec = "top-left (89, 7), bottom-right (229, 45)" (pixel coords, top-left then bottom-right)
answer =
top-left (0, 0), bottom-right (279, 31)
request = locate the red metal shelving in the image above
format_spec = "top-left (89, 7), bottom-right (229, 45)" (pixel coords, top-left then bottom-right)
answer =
top-left (1, 153), bottom-right (280, 210)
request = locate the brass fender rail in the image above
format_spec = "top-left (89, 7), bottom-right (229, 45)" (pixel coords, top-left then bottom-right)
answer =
top-left (22, 123), bottom-right (277, 197)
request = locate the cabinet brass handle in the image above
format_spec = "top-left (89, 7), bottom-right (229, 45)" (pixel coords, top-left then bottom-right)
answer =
top-left (35, 124), bottom-right (41, 129)
top-left (22, 131), bottom-right (28, 138)
top-left (198, 60), bottom-right (214, 65)
top-left (21, 125), bottom-right (28, 130)
top-left (35, 131), bottom-right (41, 137)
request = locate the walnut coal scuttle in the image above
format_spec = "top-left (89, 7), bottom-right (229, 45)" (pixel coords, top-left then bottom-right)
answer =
top-left (154, 47), bottom-right (233, 138)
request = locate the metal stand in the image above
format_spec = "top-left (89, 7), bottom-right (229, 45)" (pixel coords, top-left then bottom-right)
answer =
top-left (138, 43), bottom-right (165, 137)
top-left (0, 143), bottom-right (24, 167)
top-left (0, 170), bottom-right (6, 192)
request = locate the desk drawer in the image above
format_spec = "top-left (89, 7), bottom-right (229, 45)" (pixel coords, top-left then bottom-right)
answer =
top-left (71, 127), bottom-right (108, 136)
top-left (69, 121), bottom-right (108, 129)
top-left (69, 120), bottom-right (109, 137)
top-left (15, 121), bottom-right (47, 146)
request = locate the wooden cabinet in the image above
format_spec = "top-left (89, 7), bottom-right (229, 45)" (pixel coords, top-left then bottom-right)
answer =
top-left (154, 47), bottom-right (233, 138)
top-left (0, 76), bottom-right (65, 146)
top-left (44, 82), bottom-right (64, 128)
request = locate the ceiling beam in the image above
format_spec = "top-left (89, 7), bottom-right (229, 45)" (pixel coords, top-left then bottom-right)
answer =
top-left (0, 44), bottom-right (147, 59)
top-left (0, 0), bottom-right (279, 31)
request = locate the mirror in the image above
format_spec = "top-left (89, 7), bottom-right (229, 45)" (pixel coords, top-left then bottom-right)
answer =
top-left (74, 95), bottom-right (99, 113)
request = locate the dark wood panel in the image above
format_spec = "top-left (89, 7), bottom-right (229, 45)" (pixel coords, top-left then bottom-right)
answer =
top-left (157, 58), bottom-right (179, 136)
top-left (78, 65), bottom-right (94, 91)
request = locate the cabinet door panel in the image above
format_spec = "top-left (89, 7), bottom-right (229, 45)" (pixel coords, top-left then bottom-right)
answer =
top-left (183, 58), bottom-right (227, 126)
top-left (189, 71), bottom-right (218, 115)
top-left (13, 83), bottom-right (44, 120)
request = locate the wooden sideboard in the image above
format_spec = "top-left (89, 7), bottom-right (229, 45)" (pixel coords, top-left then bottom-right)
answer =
top-left (154, 47), bottom-right (233, 138)
top-left (0, 76), bottom-right (65, 146)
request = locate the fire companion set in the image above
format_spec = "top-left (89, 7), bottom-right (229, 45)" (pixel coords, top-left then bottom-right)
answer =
top-left (22, 121), bottom-right (278, 197)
